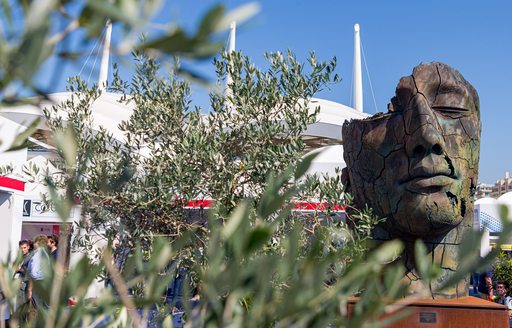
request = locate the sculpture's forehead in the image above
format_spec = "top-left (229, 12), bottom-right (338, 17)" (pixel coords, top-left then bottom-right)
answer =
top-left (398, 62), bottom-right (478, 112)
top-left (413, 63), bottom-right (467, 95)
top-left (411, 63), bottom-right (439, 94)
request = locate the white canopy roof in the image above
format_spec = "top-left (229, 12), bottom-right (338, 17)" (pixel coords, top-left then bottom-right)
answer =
top-left (475, 197), bottom-right (498, 205)
top-left (0, 92), bottom-right (134, 142)
top-left (1, 92), bottom-right (370, 180)
top-left (498, 192), bottom-right (512, 205)
top-left (1, 93), bottom-right (369, 146)
top-left (305, 97), bottom-right (369, 143)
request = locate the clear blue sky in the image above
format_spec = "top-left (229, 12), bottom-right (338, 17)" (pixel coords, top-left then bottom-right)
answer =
top-left (44, 0), bottom-right (512, 184)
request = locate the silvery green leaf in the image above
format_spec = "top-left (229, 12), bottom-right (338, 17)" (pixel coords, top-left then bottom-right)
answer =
top-left (222, 201), bottom-right (250, 239)
top-left (414, 239), bottom-right (430, 281)
top-left (54, 126), bottom-right (78, 168)
top-left (85, 0), bottom-right (138, 26)
top-left (197, 4), bottom-right (225, 41)
top-left (47, 182), bottom-right (72, 221)
top-left (6, 118), bottom-right (40, 152)
top-left (214, 2), bottom-right (261, 34)
top-left (24, 0), bottom-right (56, 32)
top-left (368, 239), bottom-right (403, 264)
top-left (294, 151), bottom-right (318, 180)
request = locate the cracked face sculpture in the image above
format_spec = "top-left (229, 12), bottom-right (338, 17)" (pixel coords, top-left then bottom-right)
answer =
top-left (342, 62), bottom-right (480, 240)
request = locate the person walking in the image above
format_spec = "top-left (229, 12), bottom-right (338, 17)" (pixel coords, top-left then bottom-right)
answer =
top-left (26, 235), bottom-right (51, 309)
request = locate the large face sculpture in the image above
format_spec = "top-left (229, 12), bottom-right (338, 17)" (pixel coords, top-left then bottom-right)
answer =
top-left (343, 62), bottom-right (480, 239)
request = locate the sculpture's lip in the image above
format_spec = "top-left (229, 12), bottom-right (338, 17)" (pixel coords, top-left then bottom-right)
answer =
top-left (400, 173), bottom-right (457, 190)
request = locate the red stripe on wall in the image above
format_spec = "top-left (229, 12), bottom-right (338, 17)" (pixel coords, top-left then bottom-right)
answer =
top-left (0, 176), bottom-right (25, 192)
top-left (184, 199), bottom-right (345, 212)
top-left (184, 199), bottom-right (215, 208)
top-left (292, 202), bottom-right (345, 211)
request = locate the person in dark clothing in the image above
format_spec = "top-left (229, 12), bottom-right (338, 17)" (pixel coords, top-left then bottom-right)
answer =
top-left (477, 269), bottom-right (494, 300)
top-left (166, 266), bottom-right (187, 309)
top-left (494, 280), bottom-right (512, 328)
top-left (14, 240), bottom-right (33, 310)
top-left (47, 234), bottom-right (59, 261)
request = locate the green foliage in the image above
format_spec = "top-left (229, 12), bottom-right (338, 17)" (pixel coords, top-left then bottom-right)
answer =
top-left (43, 50), bottom-right (340, 252)
top-left (437, 210), bottom-right (512, 292)
top-left (4, 118), bottom-right (41, 152)
top-left (139, 3), bottom-right (258, 60)
top-left (493, 252), bottom-right (512, 287)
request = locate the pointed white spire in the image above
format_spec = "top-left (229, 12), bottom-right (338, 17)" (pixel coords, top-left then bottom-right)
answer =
top-left (226, 21), bottom-right (236, 85)
top-left (228, 21), bottom-right (236, 53)
top-left (98, 19), bottom-right (112, 91)
top-left (353, 23), bottom-right (363, 112)
top-left (226, 21), bottom-right (236, 102)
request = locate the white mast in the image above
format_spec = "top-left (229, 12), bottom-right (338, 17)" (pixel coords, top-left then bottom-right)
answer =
top-left (98, 19), bottom-right (112, 91)
top-left (228, 21), bottom-right (236, 54)
top-left (226, 21), bottom-right (236, 90)
top-left (353, 23), bottom-right (363, 112)
top-left (225, 21), bottom-right (236, 102)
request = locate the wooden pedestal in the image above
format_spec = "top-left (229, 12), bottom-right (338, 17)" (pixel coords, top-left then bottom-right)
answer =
top-left (348, 296), bottom-right (509, 328)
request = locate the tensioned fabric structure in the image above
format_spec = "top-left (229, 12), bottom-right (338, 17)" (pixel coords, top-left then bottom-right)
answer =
top-left (475, 193), bottom-right (512, 233)
top-left (0, 92), bottom-right (134, 142)
top-left (474, 192), bottom-right (512, 256)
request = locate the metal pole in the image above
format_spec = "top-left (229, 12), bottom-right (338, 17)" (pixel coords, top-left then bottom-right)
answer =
top-left (353, 24), bottom-right (363, 112)
top-left (98, 19), bottom-right (112, 91)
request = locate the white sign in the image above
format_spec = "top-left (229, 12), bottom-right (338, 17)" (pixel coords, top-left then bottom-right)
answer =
top-left (23, 199), bottom-right (74, 218)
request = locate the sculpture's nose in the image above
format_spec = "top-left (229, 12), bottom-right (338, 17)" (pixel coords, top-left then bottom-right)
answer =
top-left (404, 95), bottom-right (446, 158)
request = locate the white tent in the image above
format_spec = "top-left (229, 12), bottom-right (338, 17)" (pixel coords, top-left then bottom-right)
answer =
top-left (0, 92), bottom-right (134, 142)
top-left (304, 145), bottom-right (345, 177)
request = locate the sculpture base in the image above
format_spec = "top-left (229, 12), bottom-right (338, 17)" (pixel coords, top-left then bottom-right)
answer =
top-left (348, 296), bottom-right (508, 327)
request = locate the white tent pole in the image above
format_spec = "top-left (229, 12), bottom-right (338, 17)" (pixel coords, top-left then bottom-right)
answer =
top-left (353, 24), bottom-right (363, 112)
top-left (98, 19), bottom-right (112, 91)
top-left (226, 22), bottom-right (236, 90)
top-left (228, 21), bottom-right (236, 53)
top-left (226, 21), bottom-right (236, 104)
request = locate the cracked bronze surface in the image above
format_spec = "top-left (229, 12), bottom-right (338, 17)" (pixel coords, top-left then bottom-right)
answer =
top-left (342, 62), bottom-right (480, 298)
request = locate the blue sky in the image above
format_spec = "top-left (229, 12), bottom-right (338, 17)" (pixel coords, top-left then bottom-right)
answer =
top-left (44, 0), bottom-right (512, 184)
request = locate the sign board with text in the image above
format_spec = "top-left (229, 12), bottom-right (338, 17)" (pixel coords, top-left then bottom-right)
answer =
top-left (22, 199), bottom-right (74, 219)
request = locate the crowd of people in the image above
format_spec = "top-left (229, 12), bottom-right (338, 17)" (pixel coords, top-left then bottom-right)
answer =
top-left (472, 270), bottom-right (512, 326)
top-left (0, 234), bottom-right (59, 327)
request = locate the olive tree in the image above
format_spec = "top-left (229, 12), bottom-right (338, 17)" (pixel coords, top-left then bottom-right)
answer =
top-left (44, 50), bottom-right (345, 250)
